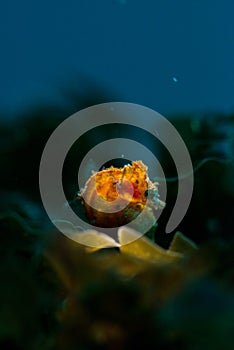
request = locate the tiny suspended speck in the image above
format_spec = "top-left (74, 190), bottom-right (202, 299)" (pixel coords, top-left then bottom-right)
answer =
top-left (172, 76), bottom-right (179, 83)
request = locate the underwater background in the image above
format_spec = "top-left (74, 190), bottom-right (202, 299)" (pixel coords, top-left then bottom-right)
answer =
top-left (0, 1), bottom-right (234, 349)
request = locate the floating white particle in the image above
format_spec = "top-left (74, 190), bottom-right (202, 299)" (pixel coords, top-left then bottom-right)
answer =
top-left (121, 154), bottom-right (124, 158)
top-left (172, 76), bottom-right (178, 83)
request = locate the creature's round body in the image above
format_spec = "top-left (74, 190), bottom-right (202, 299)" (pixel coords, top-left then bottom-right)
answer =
top-left (79, 160), bottom-right (165, 228)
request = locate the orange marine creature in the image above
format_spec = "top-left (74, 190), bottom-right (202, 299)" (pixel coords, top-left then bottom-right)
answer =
top-left (78, 160), bottom-right (165, 228)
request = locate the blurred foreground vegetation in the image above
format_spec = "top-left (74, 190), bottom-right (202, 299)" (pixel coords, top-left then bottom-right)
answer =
top-left (0, 99), bottom-right (233, 349)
